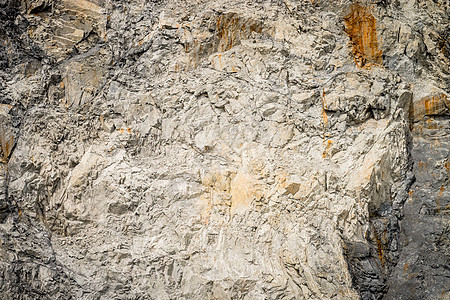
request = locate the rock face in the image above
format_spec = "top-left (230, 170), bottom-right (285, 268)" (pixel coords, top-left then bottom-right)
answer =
top-left (0, 0), bottom-right (448, 299)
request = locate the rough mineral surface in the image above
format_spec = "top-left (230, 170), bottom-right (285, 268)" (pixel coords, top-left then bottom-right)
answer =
top-left (0, 0), bottom-right (449, 299)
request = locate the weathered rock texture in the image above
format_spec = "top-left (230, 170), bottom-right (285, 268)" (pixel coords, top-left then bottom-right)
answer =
top-left (0, 0), bottom-right (448, 299)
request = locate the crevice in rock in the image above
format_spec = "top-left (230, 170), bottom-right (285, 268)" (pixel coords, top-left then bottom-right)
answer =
top-left (344, 118), bottom-right (416, 299)
top-left (344, 170), bottom-right (416, 300)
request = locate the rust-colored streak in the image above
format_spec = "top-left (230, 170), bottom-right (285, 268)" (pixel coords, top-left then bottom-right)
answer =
top-left (344, 2), bottom-right (382, 68)
top-left (184, 13), bottom-right (264, 69)
top-left (322, 108), bottom-right (328, 126)
top-left (0, 128), bottom-right (14, 163)
top-left (403, 262), bottom-right (409, 274)
top-left (322, 90), bottom-right (329, 129)
top-left (417, 161), bottom-right (427, 172)
top-left (374, 230), bottom-right (385, 266)
top-left (438, 185), bottom-right (445, 197)
top-left (322, 140), bottom-right (332, 159)
top-left (117, 128), bottom-right (132, 134)
top-left (412, 93), bottom-right (449, 123)
top-left (321, 91), bottom-right (330, 159)
top-left (216, 13), bottom-right (263, 52)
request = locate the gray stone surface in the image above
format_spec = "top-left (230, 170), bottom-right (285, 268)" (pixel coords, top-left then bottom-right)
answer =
top-left (0, 0), bottom-right (448, 299)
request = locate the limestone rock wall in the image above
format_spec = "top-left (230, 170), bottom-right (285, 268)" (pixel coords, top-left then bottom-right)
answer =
top-left (0, 0), bottom-right (448, 299)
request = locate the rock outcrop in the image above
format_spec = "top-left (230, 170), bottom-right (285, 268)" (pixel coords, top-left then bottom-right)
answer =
top-left (0, 0), bottom-right (448, 299)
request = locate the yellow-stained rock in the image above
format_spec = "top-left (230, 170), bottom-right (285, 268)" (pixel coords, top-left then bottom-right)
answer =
top-left (230, 171), bottom-right (255, 215)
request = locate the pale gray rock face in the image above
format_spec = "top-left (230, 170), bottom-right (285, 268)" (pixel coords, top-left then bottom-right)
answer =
top-left (0, 0), bottom-right (448, 299)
